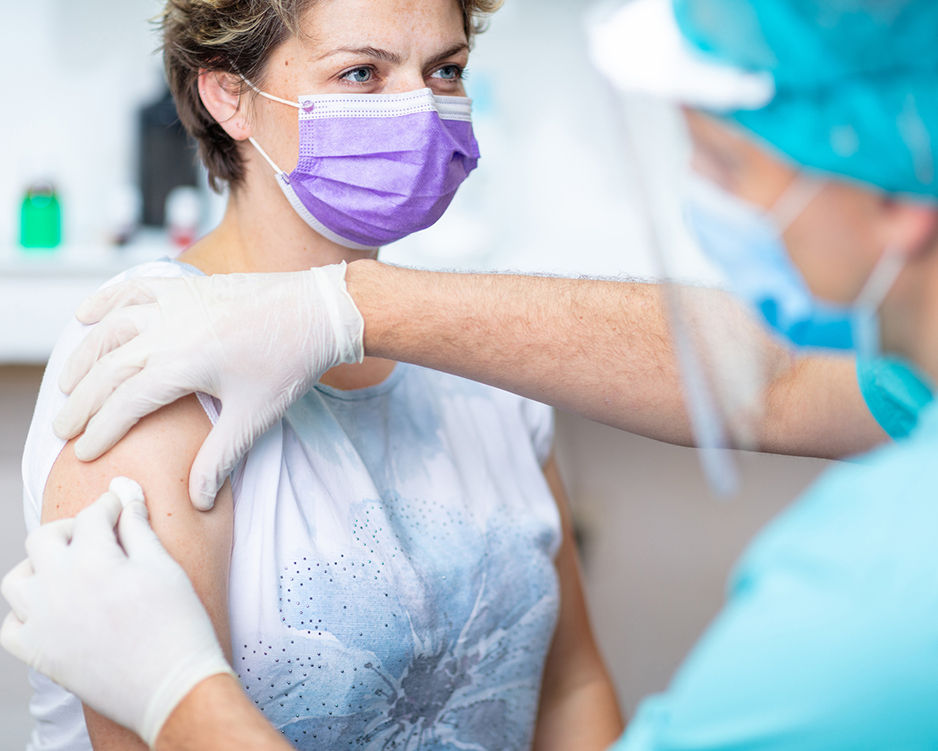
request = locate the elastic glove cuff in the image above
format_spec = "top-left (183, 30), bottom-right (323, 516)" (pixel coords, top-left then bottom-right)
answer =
top-left (139, 651), bottom-right (236, 749)
top-left (311, 262), bottom-right (366, 366)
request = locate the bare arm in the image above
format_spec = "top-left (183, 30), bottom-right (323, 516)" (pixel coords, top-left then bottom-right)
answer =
top-left (155, 675), bottom-right (292, 751)
top-left (43, 396), bottom-right (233, 748)
top-left (534, 457), bottom-right (624, 750)
top-left (348, 260), bottom-right (887, 459)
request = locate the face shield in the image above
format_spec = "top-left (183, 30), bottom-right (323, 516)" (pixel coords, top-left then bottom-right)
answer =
top-left (587, 0), bottom-right (800, 495)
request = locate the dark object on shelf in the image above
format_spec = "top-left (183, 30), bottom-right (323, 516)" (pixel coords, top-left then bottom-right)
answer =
top-left (138, 88), bottom-right (199, 227)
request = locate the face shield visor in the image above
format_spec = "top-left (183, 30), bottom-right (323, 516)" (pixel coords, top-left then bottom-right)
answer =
top-left (587, 0), bottom-right (801, 495)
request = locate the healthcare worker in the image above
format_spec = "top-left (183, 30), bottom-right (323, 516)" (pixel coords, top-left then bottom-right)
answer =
top-left (4, 0), bottom-right (938, 748)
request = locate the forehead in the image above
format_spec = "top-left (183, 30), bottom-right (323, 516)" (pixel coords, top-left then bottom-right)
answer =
top-left (299, 0), bottom-right (468, 49)
top-left (685, 110), bottom-right (753, 155)
top-left (683, 109), bottom-right (800, 203)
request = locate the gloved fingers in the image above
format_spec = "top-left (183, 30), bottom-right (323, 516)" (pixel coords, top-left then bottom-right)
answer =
top-left (55, 340), bottom-right (148, 451)
top-left (117, 501), bottom-right (171, 563)
top-left (73, 368), bottom-right (185, 462)
top-left (58, 304), bottom-right (156, 397)
top-left (1, 560), bottom-right (34, 623)
top-left (24, 519), bottom-right (75, 572)
top-left (188, 409), bottom-right (262, 511)
top-left (70, 492), bottom-right (125, 558)
top-left (0, 611), bottom-right (28, 666)
top-left (74, 279), bottom-right (159, 325)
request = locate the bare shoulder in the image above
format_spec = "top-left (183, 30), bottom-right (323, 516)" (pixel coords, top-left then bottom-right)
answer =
top-left (42, 394), bottom-right (233, 562)
top-left (42, 395), bottom-right (234, 748)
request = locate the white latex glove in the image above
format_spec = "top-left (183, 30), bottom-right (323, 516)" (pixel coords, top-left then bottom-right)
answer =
top-left (0, 478), bottom-right (234, 749)
top-left (53, 263), bottom-right (365, 510)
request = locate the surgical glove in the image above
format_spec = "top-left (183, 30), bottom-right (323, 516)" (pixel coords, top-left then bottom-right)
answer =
top-left (53, 262), bottom-right (365, 510)
top-left (0, 479), bottom-right (234, 748)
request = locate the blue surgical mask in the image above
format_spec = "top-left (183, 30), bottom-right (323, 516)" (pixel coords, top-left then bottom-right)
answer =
top-left (683, 174), bottom-right (904, 359)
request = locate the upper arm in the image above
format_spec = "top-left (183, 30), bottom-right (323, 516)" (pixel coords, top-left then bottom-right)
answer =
top-left (42, 395), bottom-right (233, 748)
top-left (535, 456), bottom-right (623, 748)
top-left (540, 456), bottom-right (607, 688)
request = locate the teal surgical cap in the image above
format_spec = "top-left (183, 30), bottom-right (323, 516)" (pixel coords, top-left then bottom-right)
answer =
top-left (672, 0), bottom-right (938, 200)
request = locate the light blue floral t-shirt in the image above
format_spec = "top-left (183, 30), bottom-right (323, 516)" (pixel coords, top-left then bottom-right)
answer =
top-left (22, 261), bottom-right (562, 751)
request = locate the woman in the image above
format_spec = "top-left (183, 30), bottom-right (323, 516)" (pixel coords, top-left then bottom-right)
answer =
top-left (20, 0), bottom-right (622, 749)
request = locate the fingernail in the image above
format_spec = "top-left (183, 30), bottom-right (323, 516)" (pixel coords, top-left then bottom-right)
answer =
top-left (127, 501), bottom-right (149, 520)
top-left (193, 484), bottom-right (216, 511)
top-left (75, 299), bottom-right (96, 323)
top-left (109, 477), bottom-right (145, 508)
top-left (52, 415), bottom-right (71, 440)
top-left (73, 437), bottom-right (96, 463)
top-left (57, 372), bottom-right (75, 396)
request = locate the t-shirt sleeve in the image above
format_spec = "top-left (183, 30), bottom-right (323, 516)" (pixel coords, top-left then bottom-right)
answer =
top-left (519, 398), bottom-right (555, 466)
top-left (857, 357), bottom-right (934, 440)
top-left (21, 260), bottom-right (217, 531)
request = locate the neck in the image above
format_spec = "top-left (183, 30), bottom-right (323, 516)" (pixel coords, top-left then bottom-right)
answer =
top-left (181, 169), bottom-right (377, 275)
top-left (882, 255), bottom-right (938, 389)
top-left (179, 164), bottom-right (394, 390)
top-left (908, 298), bottom-right (938, 389)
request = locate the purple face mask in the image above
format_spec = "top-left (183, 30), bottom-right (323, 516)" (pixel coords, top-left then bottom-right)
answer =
top-left (245, 80), bottom-right (480, 250)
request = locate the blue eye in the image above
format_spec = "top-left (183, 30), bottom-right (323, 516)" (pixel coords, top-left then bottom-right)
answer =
top-left (432, 65), bottom-right (463, 81)
top-left (342, 67), bottom-right (374, 84)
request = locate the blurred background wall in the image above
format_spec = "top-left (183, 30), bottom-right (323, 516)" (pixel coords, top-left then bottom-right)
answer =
top-left (0, 0), bottom-right (831, 747)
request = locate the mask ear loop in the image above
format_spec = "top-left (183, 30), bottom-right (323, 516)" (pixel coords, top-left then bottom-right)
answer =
top-left (770, 177), bottom-right (826, 233)
top-left (241, 76), bottom-right (301, 109)
top-left (239, 75), bottom-right (301, 179)
top-left (857, 247), bottom-right (905, 310)
top-left (852, 249), bottom-right (905, 361)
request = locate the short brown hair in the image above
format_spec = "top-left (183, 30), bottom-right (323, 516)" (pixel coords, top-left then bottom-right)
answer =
top-left (162, 0), bottom-right (500, 191)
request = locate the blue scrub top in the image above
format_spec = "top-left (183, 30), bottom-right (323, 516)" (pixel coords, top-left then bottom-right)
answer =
top-left (612, 360), bottom-right (938, 750)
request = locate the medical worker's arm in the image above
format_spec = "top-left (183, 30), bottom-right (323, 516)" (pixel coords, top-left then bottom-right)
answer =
top-left (57, 262), bottom-right (888, 509)
top-left (155, 675), bottom-right (292, 751)
top-left (42, 396), bottom-right (234, 748)
top-left (347, 262), bottom-right (886, 458)
top-left (534, 457), bottom-right (624, 750)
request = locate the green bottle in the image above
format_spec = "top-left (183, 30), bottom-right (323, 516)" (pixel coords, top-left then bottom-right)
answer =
top-left (20, 182), bottom-right (62, 251)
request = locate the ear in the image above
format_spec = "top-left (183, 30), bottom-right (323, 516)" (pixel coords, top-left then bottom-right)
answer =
top-left (880, 197), bottom-right (938, 261)
top-left (198, 70), bottom-right (252, 141)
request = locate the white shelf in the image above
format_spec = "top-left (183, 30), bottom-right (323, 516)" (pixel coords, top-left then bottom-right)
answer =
top-left (0, 234), bottom-right (174, 365)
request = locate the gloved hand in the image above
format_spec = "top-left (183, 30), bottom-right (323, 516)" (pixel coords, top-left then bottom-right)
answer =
top-left (0, 478), bottom-right (234, 749)
top-left (53, 262), bottom-right (365, 510)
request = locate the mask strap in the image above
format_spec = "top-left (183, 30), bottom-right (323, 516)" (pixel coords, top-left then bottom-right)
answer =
top-left (857, 248), bottom-right (905, 310)
top-left (248, 137), bottom-right (286, 178)
top-left (770, 177), bottom-right (826, 233)
top-left (241, 76), bottom-right (300, 109)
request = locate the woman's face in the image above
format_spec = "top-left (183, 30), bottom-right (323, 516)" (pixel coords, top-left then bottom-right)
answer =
top-left (246, 0), bottom-right (470, 174)
top-left (684, 109), bottom-right (887, 308)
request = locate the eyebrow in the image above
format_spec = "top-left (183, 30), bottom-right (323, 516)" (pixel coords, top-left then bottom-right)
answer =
top-left (424, 43), bottom-right (470, 68)
top-left (317, 43), bottom-right (469, 67)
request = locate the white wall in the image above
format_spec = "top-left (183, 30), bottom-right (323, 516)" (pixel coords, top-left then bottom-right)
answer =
top-left (2, 0), bottom-right (660, 279)
top-left (0, 369), bottom-right (43, 749)
top-left (1, 0), bottom-right (166, 250)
